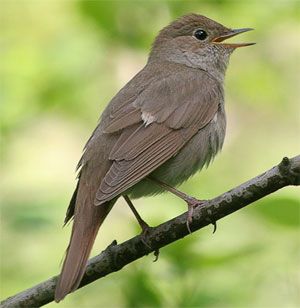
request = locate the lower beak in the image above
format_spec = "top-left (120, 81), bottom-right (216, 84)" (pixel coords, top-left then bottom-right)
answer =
top-left (211, 28), bottom-right (255, 48)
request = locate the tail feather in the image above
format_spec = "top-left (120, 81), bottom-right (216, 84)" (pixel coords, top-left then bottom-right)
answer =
top-left (55, 128), bottom-right (116, 302)
top-left (55, 201), bottom-right (113, 302)
top-left (63, 179), bottom-right (79, 226)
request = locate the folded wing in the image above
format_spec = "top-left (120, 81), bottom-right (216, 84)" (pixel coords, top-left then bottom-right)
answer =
top-left (95, 69), bottom-right (222, 205)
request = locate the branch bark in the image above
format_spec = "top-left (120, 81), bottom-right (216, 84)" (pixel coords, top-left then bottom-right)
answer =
top-left (2, 155), bottom-right (299, 308)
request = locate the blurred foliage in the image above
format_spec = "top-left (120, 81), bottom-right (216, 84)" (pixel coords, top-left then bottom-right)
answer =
top-left (1, 0), bottom-right (299, 307)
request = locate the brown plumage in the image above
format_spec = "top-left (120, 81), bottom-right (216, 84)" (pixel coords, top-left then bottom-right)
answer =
top-left (96, 69), bottom-right (220, 204)
top-left (55, 13), bottom-right (253, 302)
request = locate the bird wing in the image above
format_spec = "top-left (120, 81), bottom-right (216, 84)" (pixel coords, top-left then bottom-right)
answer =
top-left (95, 70), bottom-right (222, 204)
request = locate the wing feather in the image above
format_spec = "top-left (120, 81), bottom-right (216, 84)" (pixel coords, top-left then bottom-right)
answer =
top-left (104, 108), bottom-right (141, 134)
top-left (95, 68), bottom-right (222, 205)
top-left (95, 126), bottom-right (194, 204)
top-left (107, 128), bottom-right (185, 187)
top-left (110, 122), bottom-right (172, 161)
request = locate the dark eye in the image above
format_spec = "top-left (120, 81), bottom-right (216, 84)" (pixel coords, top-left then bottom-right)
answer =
top-left (194, 29), bottom-right (207, 40)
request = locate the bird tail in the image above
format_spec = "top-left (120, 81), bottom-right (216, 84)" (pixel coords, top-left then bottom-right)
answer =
top-left (55, 192), bottom-right (114, 302)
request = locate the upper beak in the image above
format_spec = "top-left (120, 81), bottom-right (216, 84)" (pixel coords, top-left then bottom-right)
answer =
top-left (211, 28), bottom-right (255, 48)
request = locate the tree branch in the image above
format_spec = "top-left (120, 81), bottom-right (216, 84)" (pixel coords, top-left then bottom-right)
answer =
top-left (2, 155), bottom-right (299, 308)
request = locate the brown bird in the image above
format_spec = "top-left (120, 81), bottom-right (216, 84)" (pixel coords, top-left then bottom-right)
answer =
top-left (55, 13), bottom-right (254, 302)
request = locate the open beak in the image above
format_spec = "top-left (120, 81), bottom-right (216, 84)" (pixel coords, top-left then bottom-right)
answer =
top-left (212, 28), bottom-right (255, 48)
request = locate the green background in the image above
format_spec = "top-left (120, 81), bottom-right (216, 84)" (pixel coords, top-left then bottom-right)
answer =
top-left (1, 1), bottom-right (299, 307)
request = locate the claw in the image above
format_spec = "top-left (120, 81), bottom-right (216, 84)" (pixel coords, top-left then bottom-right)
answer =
top-left (186, 204), bottom-right (194, 234)
top-left (153, 249), bottom-right (160, 262)
top-left (185, 199), bottom-right (205, 234)
top-left (186, 220), bottom-right (192, 234)
top-left (212, 221), bottom-right (217, 234)
top-left (140, 226), bottom-right (152, 249)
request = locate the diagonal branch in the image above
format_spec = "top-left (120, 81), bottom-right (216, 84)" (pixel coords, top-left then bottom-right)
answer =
top-left (2, 155), bottom-right (299, 308)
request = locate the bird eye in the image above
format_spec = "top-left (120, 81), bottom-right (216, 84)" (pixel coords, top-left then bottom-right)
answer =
top-left (194, 29), bottom-right (208, 41)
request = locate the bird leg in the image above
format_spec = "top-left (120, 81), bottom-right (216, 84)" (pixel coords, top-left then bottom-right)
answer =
top-left (147, 176), bottom-right (215, 234)
top-left (123, 195), bottom-right (149, 232)
top-left (123, 195), bottom-right (160, 257)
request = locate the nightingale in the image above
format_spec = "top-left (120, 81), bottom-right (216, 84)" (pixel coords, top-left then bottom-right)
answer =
top-left (55, 13), bottom-right (254, 302)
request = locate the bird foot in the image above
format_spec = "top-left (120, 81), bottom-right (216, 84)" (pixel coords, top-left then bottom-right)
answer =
top-left (123, 195), bottom-right (156, 248)
top-left (146, 178), bottom-right (215, 233)
top-left (185, 198), bottom-right (217, 234)
top-left (139, 223), bottom-right (153, 249)
top-left (139, 224), bottom-right (160, 261)
top-left (185, 198), bottom-right (206, 234)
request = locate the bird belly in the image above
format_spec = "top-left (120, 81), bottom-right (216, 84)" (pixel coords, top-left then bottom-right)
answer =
top-left (126, 111), bottom-right (226, 199)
